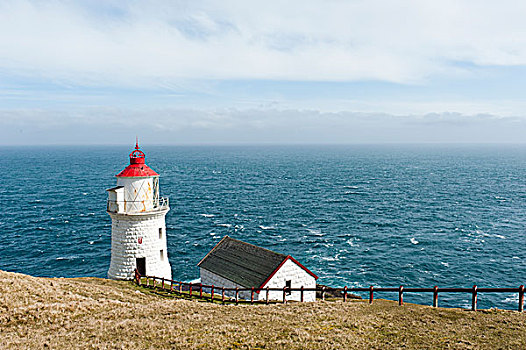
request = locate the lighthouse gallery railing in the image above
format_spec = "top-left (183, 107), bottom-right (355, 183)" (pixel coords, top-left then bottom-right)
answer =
top-left (107, 197), bottom-right (169, 213)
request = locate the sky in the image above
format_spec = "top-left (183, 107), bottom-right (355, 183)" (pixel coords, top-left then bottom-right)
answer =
top-left (1, 0), bottom-right (526, 145)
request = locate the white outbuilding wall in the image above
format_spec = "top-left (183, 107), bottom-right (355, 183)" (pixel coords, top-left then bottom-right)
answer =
top-left (107, 210), bottom-right (171, 280)
top-left (260, 258), bottom-right (317, 302)
top-left (200, 268), bottom-right (252, 299)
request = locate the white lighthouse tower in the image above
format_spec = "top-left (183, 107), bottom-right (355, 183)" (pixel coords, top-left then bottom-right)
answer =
top-left (106, 141), bottom-right (172, 280)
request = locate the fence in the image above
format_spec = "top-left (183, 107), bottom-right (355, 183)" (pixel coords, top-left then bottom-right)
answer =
top-left (134, 269), bottom-right (524, 312)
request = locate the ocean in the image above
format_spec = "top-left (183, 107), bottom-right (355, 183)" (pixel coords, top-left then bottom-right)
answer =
top-left (1, 144), bottom-right (525, 309)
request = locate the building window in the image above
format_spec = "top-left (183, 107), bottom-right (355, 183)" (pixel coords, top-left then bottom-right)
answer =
top-left (160, 250), bottom-right (164, 261)
top-left (159, 228), bottom-right (163, 239)
top-left (285, 280), bottom-right (291, 295)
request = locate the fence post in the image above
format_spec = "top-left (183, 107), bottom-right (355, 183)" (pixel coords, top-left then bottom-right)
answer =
top-left (433, 286), bottom-right (438, 307)
top-left (200, 284), bottom-right (203, 298)
top-left (300, 286), bottom-right (304, 303)
top-left (251, 287), bottom-right (255, 304)
top-left (343, 286), bottom-right (348, 302)
top-left (170, 280), bottom-right (173, 292)
top-left (471, 285), bottom-right (478, 311)
top-left (179, 281), bottom-right (182, 294)
top-left (369, 286), bottom-right (374, 304)
top-left (235, 287), bottom-right (239, 305)
top-left (222, 288), bottom-right (225, 304)
top-left (519, 285), bottom-right (524, 312)
top-left (398, 285), bottom-right (404, 306)
top-left (146, 277), bottom-right (149, 287)
top-left (322, 286), bottom-right (326, 301)
top-left (266, 287), bottom-right (270, 305)
top-left (211, 285), bottom-right (214, 302)
top-left (189, 283), bottom-right (193, 298)
top-left (283, 286), bottom-right (287, 304)
top-left (153, 278), bottom-right (156, 289)
top-left (162, 278), bottom-right (165, 290)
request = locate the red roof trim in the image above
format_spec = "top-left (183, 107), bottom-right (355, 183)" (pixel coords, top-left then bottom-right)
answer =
top-left (255, 256), bottom-right (288, 294)
top-left (288, 256), bottom-right (318, 280)
top-left (256, 255), bottom-right (318, 294)
top-left (116, 164), bottom-right (159, 177)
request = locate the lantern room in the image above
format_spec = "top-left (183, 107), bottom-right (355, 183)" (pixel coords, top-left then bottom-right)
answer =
top-left (107, 142), bottom-right (167, 214)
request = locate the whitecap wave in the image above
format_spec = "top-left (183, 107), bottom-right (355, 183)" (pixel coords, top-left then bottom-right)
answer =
top-left (200, 214), bottom-right (215, 218)
top-left (344, 191), bottom-right (366, 195)
top-left (319, 254), bottom-right (340, 262)
top-left (410, 237), bottom-right (419, 245)
top-left (346, 238), bottom-right (359, 247)
top-left (56, 256), bottom-right (78, 261)
top-left (503, 295), bottom-right (518, 304)
top-left (259, 225), bottom-right (277, 230)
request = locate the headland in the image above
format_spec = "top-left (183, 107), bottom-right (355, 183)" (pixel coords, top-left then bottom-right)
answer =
top-left (1, 270), bottom-right (524, 349)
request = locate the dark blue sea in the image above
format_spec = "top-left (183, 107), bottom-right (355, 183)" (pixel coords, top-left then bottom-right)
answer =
top-left (1, 145), bottom-right (525, 309)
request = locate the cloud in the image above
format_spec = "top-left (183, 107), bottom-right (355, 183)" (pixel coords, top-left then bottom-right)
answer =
top-left (2, 107), bottom-right (525, 145)
top-left (1, 0), bottom-right (526, 87)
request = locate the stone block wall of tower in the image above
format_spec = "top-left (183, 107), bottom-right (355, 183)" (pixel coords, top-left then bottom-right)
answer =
top-left (107, 210), bottom-right (172, 280)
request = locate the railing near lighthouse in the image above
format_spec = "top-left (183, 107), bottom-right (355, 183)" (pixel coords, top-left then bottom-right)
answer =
top-left (155, 197), bottom-right (169, 209)
top-left (107, 197), bottom-right (169, 213)
top-left (133, 269), bottom-right (525, 312)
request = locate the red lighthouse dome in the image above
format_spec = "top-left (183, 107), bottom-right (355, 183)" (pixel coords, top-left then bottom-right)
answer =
top-left (116, 141), bottom-right (159, 177)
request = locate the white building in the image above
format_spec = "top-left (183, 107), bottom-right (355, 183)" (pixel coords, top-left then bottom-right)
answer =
top-left (198, 236), bottom-right (318, 302)
top-left (106, 142), bottom-right (172, 280)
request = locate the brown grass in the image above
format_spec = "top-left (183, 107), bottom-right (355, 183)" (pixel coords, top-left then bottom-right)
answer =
top-left (1, 270), bottom-right (525, 349)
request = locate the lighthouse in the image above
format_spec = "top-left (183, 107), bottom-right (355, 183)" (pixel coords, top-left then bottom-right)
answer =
top-left (106, 141), bottom-right (172, 280)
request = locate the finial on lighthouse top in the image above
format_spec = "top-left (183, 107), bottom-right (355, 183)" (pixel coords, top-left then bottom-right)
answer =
top-left (116, 139), bottom-right (159, 177)
top-left (129, 137), bottom-right (146, 165)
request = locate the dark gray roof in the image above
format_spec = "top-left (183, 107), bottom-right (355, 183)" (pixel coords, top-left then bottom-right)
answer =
top-left (198, 236), bottom-right (288, 288)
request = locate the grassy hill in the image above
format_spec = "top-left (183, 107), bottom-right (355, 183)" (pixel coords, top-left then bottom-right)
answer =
top-left (1, 270), bottom-right (525, 349)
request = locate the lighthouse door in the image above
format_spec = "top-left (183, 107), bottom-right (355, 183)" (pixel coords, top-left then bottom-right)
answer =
top-left (136, 257), bottom-right (146, 276)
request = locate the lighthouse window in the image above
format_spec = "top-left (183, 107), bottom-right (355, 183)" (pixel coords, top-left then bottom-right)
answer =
top-left (159, 228), bottom-right (163, 239)
top-left (160, 250), bottom-right (164, 261)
